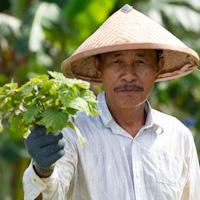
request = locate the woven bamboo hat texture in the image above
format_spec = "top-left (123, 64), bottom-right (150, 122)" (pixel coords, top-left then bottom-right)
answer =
top-left (61, 4), bottom-right (199, 82)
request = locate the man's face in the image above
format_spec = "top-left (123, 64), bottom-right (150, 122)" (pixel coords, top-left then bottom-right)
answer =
top-left (99, 49), bottom-right (160, 109)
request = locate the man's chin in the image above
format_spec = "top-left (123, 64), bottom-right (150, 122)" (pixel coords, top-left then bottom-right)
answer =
top-left (117, 100), bottom-right (140, 109)
top-left (115, 90), bottom-right (143, 98)
top-left (116, 96), bottom-right (146, 109)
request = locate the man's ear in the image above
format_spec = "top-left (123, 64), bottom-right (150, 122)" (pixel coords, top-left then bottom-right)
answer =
top-left (155, 57), bottom-right (164, 78)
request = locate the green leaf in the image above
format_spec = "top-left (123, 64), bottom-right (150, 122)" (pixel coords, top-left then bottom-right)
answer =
top-left (88, 102), bottom-right (100, 116)
top-left (38, 79), bottom-right (55, 95)
top-left (49, 71), bottom-right (90, 89)
top-left (21, 84), bottom-right (34, 95)
top-left (29, 74), bottom-right (49, 83)
top-left (8, 116), bottom-right (25, 141)
top-left (37, 108), bottom-right (69, 132)
top-left (48, 70), bottom-right (67, 83)
top-left (80, 90), bottom-right (97, 103)
top-left (58, 87), bottom-right (77, 107)
top-left (23, 106), bottom-right (40, 124)
top-left (67, 79), bottom-right (90, 89)
top-left (69, 97), bottom-right (90, 115)
top-left (80, 90), bottom-right (99, 115)
top-left (0, 71), bottom-right (99, 144)
top-left (66, 108), bottom-right (78, 116)
top-left (4, 82), bottom-right (18, 90)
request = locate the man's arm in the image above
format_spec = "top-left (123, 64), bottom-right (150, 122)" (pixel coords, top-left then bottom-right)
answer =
top-left (23, 127), bottom-right (78, 200)
top-left (181, 133), bottom-right (200, 200)
top-left (34, 169), bottom-right (53, 200)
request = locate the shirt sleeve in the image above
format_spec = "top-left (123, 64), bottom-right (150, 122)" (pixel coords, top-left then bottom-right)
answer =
top-left (23, 134), bottom-right (78, 200)
top-left (181, 131), bottom-right (200, 200)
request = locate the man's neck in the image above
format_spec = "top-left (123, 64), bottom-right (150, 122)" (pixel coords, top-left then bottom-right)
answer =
top-left (106, 99), bottom-right (146, 138)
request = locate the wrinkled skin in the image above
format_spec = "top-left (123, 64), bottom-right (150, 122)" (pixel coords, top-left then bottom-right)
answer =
top-left (99, 49), bottom-right (162, 110)
top-left (98, 49), bottom-right (163, 135)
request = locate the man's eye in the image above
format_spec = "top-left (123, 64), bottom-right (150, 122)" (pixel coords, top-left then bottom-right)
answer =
top-left (135, 60), bottom-right (145, 64)
top-left (114, 60), bottom-right (122, 64)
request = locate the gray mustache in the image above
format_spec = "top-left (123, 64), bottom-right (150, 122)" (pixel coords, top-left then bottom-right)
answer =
top-left (114, 84), bottom-right (144, 92)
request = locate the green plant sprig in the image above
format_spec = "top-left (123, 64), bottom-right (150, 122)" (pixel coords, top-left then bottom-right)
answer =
top-left (0, 71), bottom-right (99, 145)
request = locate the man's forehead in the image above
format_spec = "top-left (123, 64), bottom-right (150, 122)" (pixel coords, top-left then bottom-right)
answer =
top-left (104, 49), bottom-right (156, 58)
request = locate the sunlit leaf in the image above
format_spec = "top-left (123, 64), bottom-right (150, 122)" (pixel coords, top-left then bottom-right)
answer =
top-left (23, 106), bottom-right (40, 124)
top-left (0, 71), bottom-right (98, 141)
top-left (37, 108), bottom-right (69, 132)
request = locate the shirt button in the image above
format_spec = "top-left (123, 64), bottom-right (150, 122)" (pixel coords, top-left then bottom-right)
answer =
top-left (156, 127), bottom-right (163, 134)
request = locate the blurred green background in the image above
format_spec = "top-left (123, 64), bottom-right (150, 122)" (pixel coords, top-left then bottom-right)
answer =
top-left (0, 0), bottom-right (200, 199)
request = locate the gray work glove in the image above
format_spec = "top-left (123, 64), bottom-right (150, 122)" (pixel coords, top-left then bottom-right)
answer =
top-left (24, 126), bottom-right (65, 174)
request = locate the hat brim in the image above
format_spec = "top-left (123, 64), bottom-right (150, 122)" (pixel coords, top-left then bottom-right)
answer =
top-left (61, 42), bottom-right (199, 83)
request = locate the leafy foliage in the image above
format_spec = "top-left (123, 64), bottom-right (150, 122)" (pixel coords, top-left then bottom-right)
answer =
top-left (0, 71), bottom-right (99, 144)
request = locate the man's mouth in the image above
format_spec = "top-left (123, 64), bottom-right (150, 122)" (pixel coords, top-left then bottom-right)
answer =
top-left (114, 84), bottom-right (144, 92)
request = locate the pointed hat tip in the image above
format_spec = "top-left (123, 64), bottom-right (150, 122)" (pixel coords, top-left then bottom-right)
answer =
top-left (121, 4), bottom-right (133, 13)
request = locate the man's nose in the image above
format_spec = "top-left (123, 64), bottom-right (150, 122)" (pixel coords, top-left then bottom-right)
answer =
top-left (122, 64), bottom-right (137, 82)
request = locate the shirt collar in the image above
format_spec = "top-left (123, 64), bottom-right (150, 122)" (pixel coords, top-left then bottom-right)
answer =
top-left (144, 101), bottom-right (164, 135)
top-left (97, 92), bottom-right (113, 127)
top-left (97, 92), bottom-right (164, 135)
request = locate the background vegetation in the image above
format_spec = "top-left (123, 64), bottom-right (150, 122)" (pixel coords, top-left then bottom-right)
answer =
top-left (0, 0), bottom-right (200, 199)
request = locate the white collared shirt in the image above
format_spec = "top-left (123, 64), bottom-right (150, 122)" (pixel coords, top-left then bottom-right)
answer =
top-left (23, 92), bottom-right (200, 200)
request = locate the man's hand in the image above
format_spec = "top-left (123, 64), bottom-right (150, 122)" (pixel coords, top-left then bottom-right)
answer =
top-left (24, 126), bottom-right (65, 177)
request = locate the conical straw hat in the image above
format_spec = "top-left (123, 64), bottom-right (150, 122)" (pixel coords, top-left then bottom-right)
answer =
top-left (61, 4), bottom-right (199, 82)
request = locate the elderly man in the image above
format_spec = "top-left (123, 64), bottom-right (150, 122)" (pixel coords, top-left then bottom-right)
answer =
top-left (23, 4), bottom-right (200, 200)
